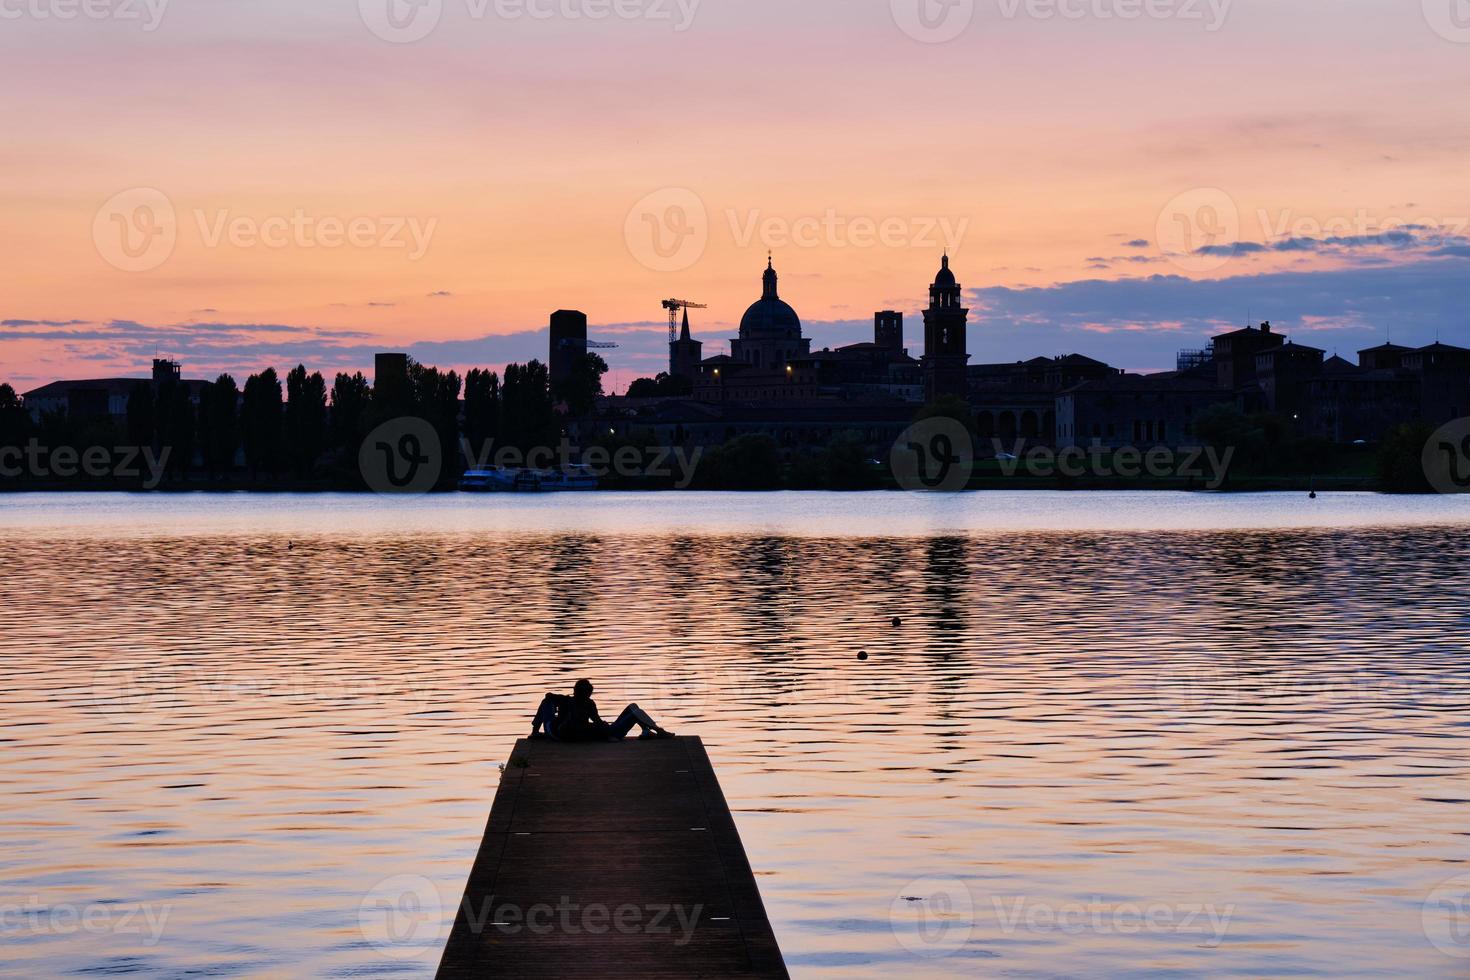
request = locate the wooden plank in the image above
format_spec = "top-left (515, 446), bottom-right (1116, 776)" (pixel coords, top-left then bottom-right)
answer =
top-left (437, 736), bottom-right (789, 980)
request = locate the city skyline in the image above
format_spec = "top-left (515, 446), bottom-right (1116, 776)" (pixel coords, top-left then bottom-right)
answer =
top-left (4, 0), bottom-right (1470, 388)
top-left (5, 244), bottom-right (1465, 394)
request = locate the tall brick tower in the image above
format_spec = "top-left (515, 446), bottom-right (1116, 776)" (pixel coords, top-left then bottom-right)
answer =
top-left (921, 254), bottom-right (970, 402)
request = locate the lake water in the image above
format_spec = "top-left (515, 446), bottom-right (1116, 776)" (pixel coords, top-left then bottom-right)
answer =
top-left (2, 492), bottom-right (1469, 978)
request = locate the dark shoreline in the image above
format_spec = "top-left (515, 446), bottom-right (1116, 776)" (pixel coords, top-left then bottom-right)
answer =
top-left (0, 477), bottom-right (1392, 494)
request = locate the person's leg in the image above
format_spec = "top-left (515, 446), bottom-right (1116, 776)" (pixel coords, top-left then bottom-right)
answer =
top-left (530, 695), bottom-right (560, 737)
top-left (607, 703), bottom-right (659, 739)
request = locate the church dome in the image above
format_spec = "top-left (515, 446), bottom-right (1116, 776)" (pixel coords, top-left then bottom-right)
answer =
top-left (739, 297), bottom-right (801, 334)
top-left (739, 257), bottom-right (802, 335)
top-left (933, 253), bottom-right (957, 288)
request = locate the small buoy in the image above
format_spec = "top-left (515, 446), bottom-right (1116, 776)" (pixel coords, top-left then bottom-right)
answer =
top-left (857, 651), bottom-right (868, 661)
top-left (891, 617), bottom-right (902, 627)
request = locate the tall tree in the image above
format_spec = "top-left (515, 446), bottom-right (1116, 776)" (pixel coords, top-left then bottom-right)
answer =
top-left (156, 379), bottom-right (196, 478)
top-left (285, 364), bottom-right (328, 477)
top-left (626, 373), bottom-right (692, 399)
top-left (0, 383), bottom-right (30, 450)
top-left (463, 368), bottom-right (501, 454)
top-left (408, 360), bottom-right (463, 483)
top-left (329, 371), bottom-right (372, 460)
top-left (202, 374), bottom-right (239, 477)
top-left (553, 352), bottom-right (609, 417)
top-left (500, 360), bottom-right (556, 453)
top-left (241, 368), bottom-right (284, 477)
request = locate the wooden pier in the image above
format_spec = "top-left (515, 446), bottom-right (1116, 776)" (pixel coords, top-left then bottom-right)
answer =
top-left (437, 735), bottom-right (788, 979)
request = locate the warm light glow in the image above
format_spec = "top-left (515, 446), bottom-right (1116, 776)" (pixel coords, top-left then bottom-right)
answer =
top-left (1, 5), bottom-right (1467, 388)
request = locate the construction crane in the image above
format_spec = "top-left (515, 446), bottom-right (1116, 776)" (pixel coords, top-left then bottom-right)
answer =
top-left (557, 338), bottom-right (620, 350)
top-left (662, 299), bottom-right (708, 343)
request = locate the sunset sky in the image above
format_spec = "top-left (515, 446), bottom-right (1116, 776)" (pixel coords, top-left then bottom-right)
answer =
top-left (3, 0), bottom-right (1469, 392)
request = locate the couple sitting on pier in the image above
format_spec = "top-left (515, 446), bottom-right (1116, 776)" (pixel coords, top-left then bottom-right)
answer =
top-left (530, 679), bottom-right (676, 742)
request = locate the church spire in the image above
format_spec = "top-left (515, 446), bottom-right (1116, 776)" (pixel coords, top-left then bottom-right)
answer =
top-left (680, 306), bottom-right (691, 341)
top-left (762, 252), bottom-right (779, 300)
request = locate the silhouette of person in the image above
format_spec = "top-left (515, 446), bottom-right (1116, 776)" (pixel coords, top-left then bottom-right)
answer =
top-left (530, 679), bottom-right (675, 741)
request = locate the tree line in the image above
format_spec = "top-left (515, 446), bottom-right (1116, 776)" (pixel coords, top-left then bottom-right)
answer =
top-left (0, 353), bottom-right (607, 488)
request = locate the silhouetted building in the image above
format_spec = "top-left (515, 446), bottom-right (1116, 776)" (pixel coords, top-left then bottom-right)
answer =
top-left (1405, 342), bottom-right (1470, 424)
top-left (1300, 355), bottom-right (1419, 443)
top-left (1255, 339), bottom-right (1326, 418)
top-left (963, 354), bottom-right (1120, 448)
top-left (921, 254), bottom-right (969, 401)
top-left (153, 358), bottom-right (181, 386)
top-left (549, 310), bottom-right (589, 390)
top-left (1359, 342), bottom-right (1413, 372)
top-left (694, 257), bottom-right (925, 404)
top-left (1212, 321), bottom-right (1279, 391)
top-left (730, 257), bottom-right (811, 371)
top-left (1057, 373), bottom-right (1230, 449)
top-left (375, 353), bottom-right (408, 388)
top-left (602, 398), bottom-right (919, 451)
top-left (592, 260), bottom-right (1467, 450)
top-left (374, 352), bottom-right (410, 409)
top-left (22, 360), bottom-right (208, 423)
top-left (694, 258), bottom-right (815, 402)
top-left (875, 311), bottom-right (904, 352)
top-left (668, 308), bottom-right (704, 381)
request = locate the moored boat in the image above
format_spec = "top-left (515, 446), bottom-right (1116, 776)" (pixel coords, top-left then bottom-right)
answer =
top-left (537, 464), bottom-right (600, 492)
top-left (459, 467), bottom-right (547, 493)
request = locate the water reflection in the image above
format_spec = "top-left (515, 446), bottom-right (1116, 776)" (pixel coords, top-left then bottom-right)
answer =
top-left (0, 494), bottom-right (1468, 977)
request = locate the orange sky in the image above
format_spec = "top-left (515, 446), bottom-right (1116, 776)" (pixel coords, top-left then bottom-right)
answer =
top-left (3, 0), bottom-right (1470, 388)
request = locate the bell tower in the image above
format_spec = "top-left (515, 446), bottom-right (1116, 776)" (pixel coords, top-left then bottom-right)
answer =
top-left (669, 307), bottom-right (704, 381)
top-left (921, 253), bottom-right (970, 402)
